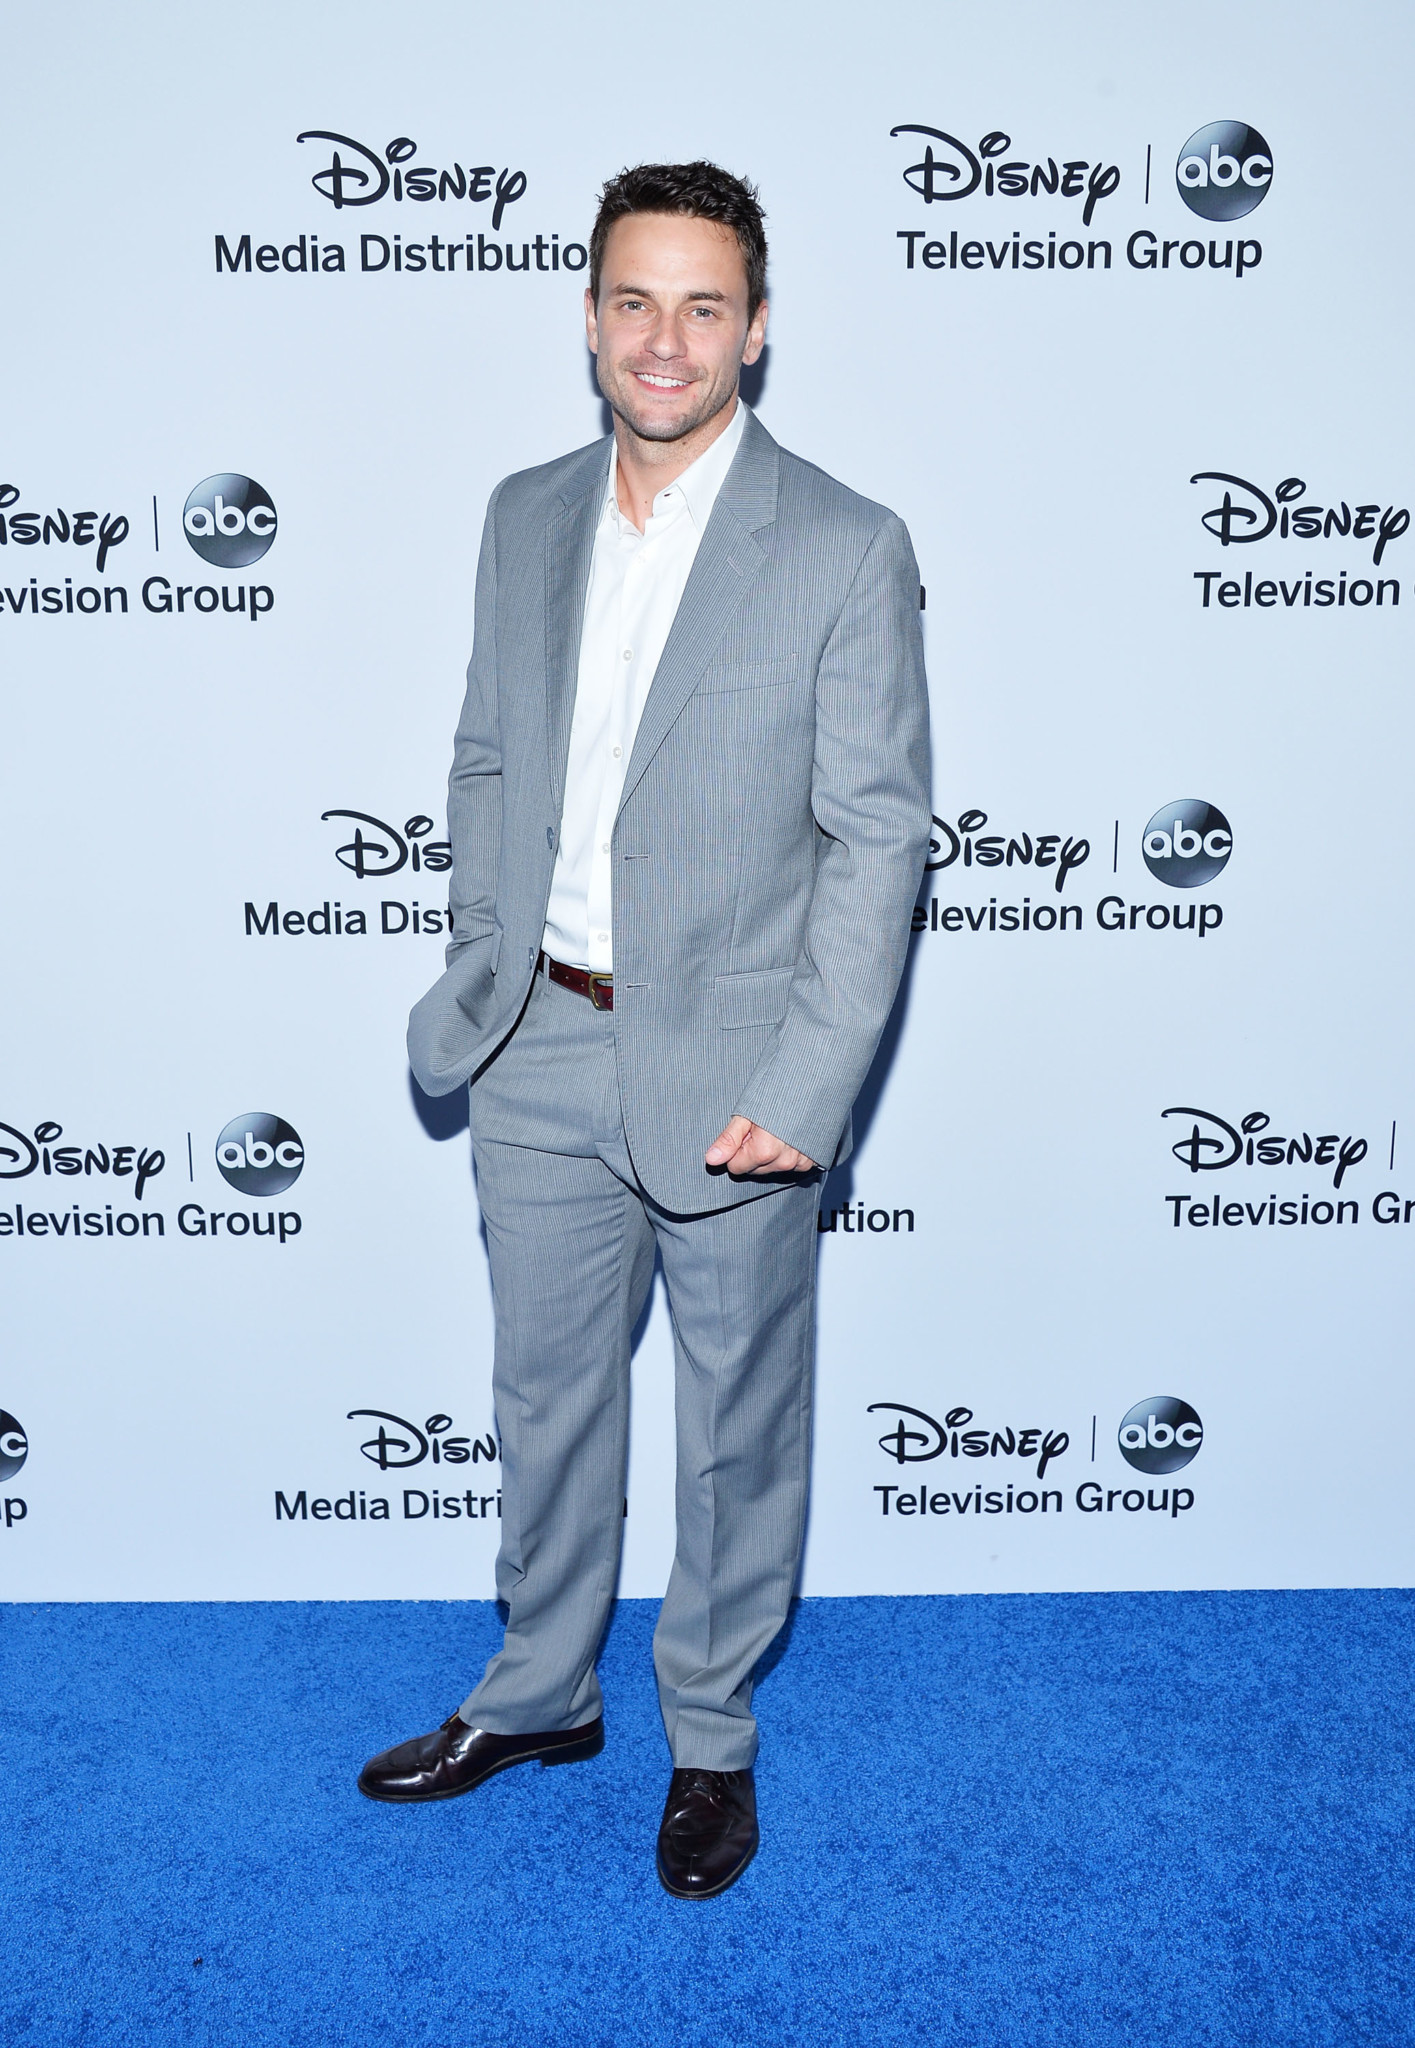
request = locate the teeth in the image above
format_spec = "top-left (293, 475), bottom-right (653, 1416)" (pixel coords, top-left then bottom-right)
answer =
top-left (638, 373), bottom-right (687, 388)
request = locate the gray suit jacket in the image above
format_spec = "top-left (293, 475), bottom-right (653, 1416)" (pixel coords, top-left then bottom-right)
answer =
top-left (408, 408), bottom-right (932, 1213)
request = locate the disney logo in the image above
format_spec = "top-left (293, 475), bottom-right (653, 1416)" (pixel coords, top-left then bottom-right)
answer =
top-left (892, 126), bottom-right (1120, 227)
top-left (925, 809), bottom-right (1089, 892)
top-left (0, 1121), bottom-right (164, 1200)
top-left (1192, 473), bottom-right (1409, 566)
top-left (1162, 1108), bottom-right (1367, 1189)
top-left (297, 132), bottom-right (527, 228)
top-left (321, 810), bottom-right (451, 879)
top-left (347, 1410), bottom-right (498, 1470)
top-left (868, 1403), bottom-right (1068, 1480)
top-left (0, 487), bottom-right (128, 574)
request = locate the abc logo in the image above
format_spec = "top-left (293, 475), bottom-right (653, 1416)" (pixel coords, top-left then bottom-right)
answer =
top-left (183, 474), bottom-right (278, 569)
top-left (1142, 799), bottom-right (1232, 888)
top-left (1176, 122), bottom-right (1273, 221)
top-left (0, 1410), bottom-right (27, 1483)
top-left (1118, 1396), bottom-right (1203, 1475)
top-left (215, 1113), bottom-right (304, 1196)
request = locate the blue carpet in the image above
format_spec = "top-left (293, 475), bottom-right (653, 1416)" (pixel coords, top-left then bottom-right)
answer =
top-left (2, 1592), bottom-right (1411, 2046)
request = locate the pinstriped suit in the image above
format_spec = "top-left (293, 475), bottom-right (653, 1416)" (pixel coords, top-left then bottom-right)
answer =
top-left (409, 410), bottom-right (931, 1766)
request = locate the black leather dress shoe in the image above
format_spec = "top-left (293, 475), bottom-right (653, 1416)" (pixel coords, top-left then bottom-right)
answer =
top-left (358, 1712), bottom-right (603, 1803)
top-left (656, 1767), bottom-right (759, 1897)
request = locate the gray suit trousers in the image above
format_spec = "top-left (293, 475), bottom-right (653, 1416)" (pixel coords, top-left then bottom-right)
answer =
top-left (459, 967), bottom-right (821, 1770)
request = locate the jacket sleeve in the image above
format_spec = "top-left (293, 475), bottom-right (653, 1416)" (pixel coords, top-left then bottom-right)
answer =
top-left (443, 480), bottom-right (505, 968)
top-left (731, 513), bottom-right (932, 1165)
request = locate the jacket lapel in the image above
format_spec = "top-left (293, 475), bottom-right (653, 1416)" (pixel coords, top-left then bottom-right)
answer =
top-left (544, 441), bottom-right (610, 809)
top-left (616, 410), bottom-right (780, 814)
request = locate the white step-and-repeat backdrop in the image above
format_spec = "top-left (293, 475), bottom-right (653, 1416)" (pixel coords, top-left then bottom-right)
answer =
top-left (3, 0), bottom-right (1411, 1599)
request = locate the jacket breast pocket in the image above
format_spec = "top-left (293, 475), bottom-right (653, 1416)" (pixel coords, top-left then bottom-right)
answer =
top-left (715, 966), bottom-right (794, 1029)
top-left (696, 659), bottom-right (792, 694)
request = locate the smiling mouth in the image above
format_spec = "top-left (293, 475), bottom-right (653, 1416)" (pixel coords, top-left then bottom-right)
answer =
top-left (634, 371), bottom-right (691, 389)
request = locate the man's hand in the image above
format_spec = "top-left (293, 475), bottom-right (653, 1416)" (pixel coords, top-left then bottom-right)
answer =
top-left (706, 1116), bottom-right (816, 1178)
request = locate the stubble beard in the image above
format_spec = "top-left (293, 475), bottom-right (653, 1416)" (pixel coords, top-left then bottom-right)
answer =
top-left (599, 357), bottom-right (738, 446)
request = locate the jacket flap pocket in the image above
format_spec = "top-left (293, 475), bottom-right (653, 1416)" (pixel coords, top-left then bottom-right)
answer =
top-left (715, 966), bottom-right (793, 1029)
top-left (696, 659), bottom-right (791, 694)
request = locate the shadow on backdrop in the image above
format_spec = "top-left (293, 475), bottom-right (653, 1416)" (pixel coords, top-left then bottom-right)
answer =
top-left (408, 1067), bottom-right (468, 1142)
top-left (819, 908), bottom-right (923, 1221)
top-left (796, 927), bottom-right (922, 1618)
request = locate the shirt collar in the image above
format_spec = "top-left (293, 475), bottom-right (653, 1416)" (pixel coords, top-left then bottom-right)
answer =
top-left (601, 399), bottom-right (749, 534)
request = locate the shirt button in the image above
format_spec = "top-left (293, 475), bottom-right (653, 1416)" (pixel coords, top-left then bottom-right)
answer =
top-left (598, 932), bottom-right (609, 944)
top-left (612, 745), bottom-right (622, 758)
top-left (601, 842), bottom-right (610, 854)
top-left (622, 648), bottom-right (632, 661)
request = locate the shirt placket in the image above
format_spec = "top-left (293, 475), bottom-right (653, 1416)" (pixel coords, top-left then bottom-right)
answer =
top-left (586, 526), bottom-right (642, 971)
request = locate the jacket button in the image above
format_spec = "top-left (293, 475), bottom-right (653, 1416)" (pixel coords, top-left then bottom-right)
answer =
top-left (546, 826), bottom-right (554, 848)
top-left (527, 946), bottom-right (536, 968)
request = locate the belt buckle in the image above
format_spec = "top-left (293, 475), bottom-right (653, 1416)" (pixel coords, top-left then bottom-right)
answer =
top-left (587, 972), bottom-right (613, 1011)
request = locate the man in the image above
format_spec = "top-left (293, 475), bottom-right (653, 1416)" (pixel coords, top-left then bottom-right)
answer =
top-left (360, 162), bottom-right (931, 1898)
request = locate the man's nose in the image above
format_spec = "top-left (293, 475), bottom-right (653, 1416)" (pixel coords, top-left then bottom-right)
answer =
top-left (645, 309), bottom-right (685, 359)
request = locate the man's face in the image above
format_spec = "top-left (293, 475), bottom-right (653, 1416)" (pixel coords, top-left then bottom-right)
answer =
top-left (586, 212), bottom-right (767, 444)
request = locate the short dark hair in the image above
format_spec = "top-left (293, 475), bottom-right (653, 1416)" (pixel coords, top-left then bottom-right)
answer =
top-left (589, 161), bottom-right (768, 317)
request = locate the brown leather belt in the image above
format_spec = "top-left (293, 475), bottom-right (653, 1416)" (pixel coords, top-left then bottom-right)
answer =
top-left (538, 950), bottom-right (613, 1010)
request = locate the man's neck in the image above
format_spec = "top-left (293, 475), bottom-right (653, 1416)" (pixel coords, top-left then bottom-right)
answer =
top-left (613, 392), bottom-right (739, 533)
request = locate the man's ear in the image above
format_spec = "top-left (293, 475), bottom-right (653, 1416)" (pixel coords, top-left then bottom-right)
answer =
top-left (584, 286), bottom-right (599, 354)
top-left (742, 299), bottom-right (768, 368)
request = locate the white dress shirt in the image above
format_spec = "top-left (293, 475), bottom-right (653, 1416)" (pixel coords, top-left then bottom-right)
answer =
top-left (542, 400), bottom-right (749, 972)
